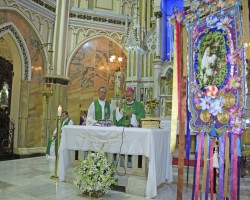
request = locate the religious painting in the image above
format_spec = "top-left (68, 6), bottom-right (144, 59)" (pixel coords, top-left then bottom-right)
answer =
top-left (196, 30), bottom-right (229, 89)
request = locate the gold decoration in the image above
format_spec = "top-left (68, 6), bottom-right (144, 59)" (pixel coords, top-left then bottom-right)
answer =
top-left (200, 110), bottom-right (211, 123)
top-left (217, 108), bottom-right (229, 124)
top-left (223, 92), bottom-right (235, 108)
top-left (196, 104), bottom-right (202, 110)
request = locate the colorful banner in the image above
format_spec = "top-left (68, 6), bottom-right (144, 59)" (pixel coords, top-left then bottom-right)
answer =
top-left (186, 0), bottom-right (246, 199)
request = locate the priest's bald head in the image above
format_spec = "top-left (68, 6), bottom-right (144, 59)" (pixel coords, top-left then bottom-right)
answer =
top-left (126, 87), bottom-right (134, 104)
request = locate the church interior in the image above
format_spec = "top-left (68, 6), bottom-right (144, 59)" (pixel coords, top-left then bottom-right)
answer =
top-left (0, 0), bottom-right (250, 199)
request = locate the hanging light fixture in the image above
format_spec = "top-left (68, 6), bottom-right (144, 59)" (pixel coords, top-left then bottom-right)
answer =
top-left (42, 43), bottom-right (54, 98)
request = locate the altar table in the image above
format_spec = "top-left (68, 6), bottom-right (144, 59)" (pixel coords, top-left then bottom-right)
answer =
top-left (58, 126), bottom-right (173, 198)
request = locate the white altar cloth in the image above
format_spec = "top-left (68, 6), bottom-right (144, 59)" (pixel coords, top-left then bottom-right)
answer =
top-left (58, 126), bottom-right (173, 198)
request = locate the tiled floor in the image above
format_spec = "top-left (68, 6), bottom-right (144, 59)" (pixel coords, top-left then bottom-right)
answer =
top-left (0, 157), bottom-right (249, 200)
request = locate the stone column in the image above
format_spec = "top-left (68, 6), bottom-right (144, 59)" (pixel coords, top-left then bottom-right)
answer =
top-left (154, 11), bottom-right (162, 58)
top-left (52, 0), bottom-right (70, 76)
top-left (153, 58), bottom-right (161, 98)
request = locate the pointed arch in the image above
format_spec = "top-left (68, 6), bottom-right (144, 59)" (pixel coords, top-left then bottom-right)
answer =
top-left (66, 35), bottom-right (127, 76)
top-left (0, 22), bottom-right (31, 80)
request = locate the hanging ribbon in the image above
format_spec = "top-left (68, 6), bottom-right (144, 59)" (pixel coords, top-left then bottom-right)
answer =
top-left (170, 22), bottom-right (181, 152)
top-left (224, 134), bottom-right (230, 198)
top-left (185, 91), bottom-right (191, 187)
top-left (185, 106), bottom-right (191, 158)
top-left (218, 135), bottom-right (225, 199)
top-left (205, 137), bottom-right (210, 200)
top-left (209, 139), bottom-right (214, 200)
top-left (202, 135), bottom-right (208, 193)
top-left (194, 132), bottom-right (203, 200)
top-left (233, 135), bottom-right (238, 200)
top-left (237, 155), bottom-right (241, 200)
top-left (192, 151), bottom-right (197, 200)
top-left (176, 22), bottom-right (181, 118)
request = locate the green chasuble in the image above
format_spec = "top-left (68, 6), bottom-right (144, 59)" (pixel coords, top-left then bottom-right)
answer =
top-left (113, 101), bottom-right (145, 127)
top-left (94, 100), bottom-right (111, 120)
top-left (46, 118), bottom-right (72, 155)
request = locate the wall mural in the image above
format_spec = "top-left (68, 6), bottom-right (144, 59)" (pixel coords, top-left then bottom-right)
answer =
top-left (185, 0), bottom-right (246, 199)
top-left (67, 37), bottom-right (127, 122)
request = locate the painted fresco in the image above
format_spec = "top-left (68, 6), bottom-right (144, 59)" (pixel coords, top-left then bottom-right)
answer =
top-left (67, 37), bottom-right (127, 121)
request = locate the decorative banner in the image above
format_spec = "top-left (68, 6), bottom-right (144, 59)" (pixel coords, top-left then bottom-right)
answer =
top-left (186, 0), bottom-right (246, 199)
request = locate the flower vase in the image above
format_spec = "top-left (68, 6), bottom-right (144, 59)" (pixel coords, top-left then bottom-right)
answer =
top-left (150, 108), bottom-right (155, 117)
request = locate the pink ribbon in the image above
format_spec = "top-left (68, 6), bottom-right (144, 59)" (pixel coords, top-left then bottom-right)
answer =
top-left (210, 139), bottom-right (214, 200)
top-left (194, 132), bottom-right (203, 200)
top-left (233, 135), bottom-right (238, 200)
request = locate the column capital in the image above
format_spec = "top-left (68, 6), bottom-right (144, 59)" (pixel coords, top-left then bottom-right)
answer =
top-left (153, 58), bottom-right (162, 65)
top-left (154, 11), bottom-right (162, 18)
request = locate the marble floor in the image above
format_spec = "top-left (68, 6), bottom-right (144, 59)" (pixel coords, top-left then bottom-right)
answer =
top-left (0, 156), bottom-right (249, 200)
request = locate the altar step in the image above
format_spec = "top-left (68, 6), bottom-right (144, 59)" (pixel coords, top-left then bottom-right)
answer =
top-left (64, 162), bottom-right (148, 197)
top-left (63, 158), bottom-right (250, 198)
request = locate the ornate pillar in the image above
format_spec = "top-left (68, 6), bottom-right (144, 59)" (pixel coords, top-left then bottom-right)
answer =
top-left (154, 11), bottom-right (162, 58)
top-left (153, 11), bottom-right (162, 100)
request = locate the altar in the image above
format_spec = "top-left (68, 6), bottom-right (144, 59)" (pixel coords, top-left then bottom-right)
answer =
top-left (58, 126), bottom-right (173, 198)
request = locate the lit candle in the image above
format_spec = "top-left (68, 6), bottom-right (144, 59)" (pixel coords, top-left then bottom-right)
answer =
top-left (58, 105), bottom-right (62, 116)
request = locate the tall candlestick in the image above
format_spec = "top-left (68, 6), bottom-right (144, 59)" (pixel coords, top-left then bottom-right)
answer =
top-left (58, 105), bottom-right (62, 116)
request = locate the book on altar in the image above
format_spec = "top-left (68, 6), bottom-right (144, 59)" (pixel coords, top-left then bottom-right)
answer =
top-left (140, 118), bottom-right (160, 128)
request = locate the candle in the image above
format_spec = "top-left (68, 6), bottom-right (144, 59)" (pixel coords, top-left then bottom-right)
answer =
top-left (58, 105), bottom-right (62, 116)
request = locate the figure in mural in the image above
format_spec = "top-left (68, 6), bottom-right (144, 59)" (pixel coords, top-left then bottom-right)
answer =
top-left (114, 68), bottom-right (124, 97)
top-left (200, 46), bottom-right (217, 86)
top-left (0, 82), bottom-right (9, 108)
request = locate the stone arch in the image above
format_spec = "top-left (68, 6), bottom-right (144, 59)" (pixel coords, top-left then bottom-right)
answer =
top-left (0, 22), bottom-right (31, 80)
top-left (66, 35), bottom-right (127, 76)
top-left (163, 66), bottom-right (173, 95)
top-left (122, 1), bottom-right (130, 15)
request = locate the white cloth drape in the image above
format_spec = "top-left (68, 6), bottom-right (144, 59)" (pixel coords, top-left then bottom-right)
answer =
top-left (58, 126), bottom-right (173, 198)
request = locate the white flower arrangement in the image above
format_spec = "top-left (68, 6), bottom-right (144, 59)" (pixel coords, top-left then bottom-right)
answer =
top-left (73, 145), bottom-right (117, 196)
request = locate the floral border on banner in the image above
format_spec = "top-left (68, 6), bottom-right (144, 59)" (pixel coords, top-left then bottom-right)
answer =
top-left (186, 1), bottom-right (247, 137)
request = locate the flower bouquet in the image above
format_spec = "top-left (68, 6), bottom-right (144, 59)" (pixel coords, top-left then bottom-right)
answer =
top-left (146, 98), bottom-right (159, 117)
top-left (73, 145), bottom-right (117, 198)
top-left (192, 77), bottom-right (244, 136)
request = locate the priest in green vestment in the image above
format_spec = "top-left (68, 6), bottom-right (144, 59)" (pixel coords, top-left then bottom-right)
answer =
top-left (114, 87), bottom-right (145, 127)
top-left (46, 111), bottom-right (74, 158)
top-left (86, 86), bottom-right (113, 126)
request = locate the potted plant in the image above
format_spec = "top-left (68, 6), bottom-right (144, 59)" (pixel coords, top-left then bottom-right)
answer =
top-left (73, 145), bottom-right (117, 198)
